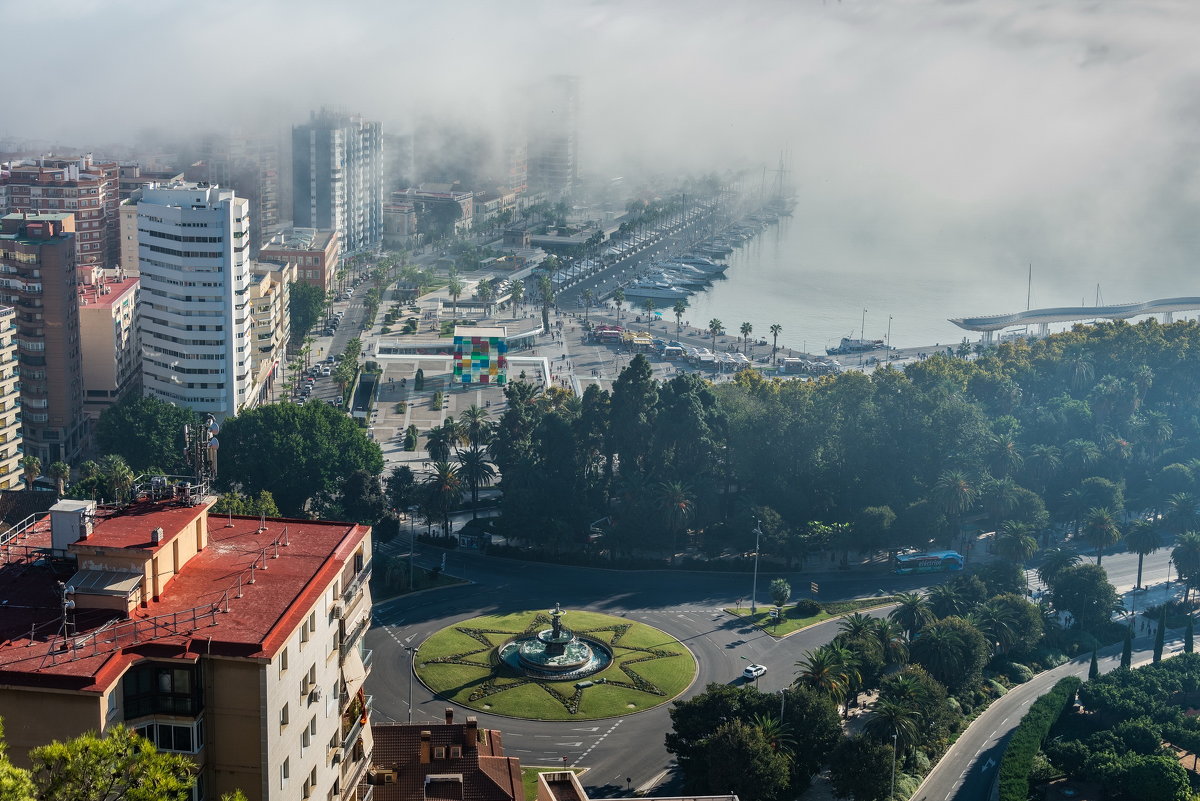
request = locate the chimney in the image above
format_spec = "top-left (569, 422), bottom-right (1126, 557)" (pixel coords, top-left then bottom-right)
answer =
top-left (420, 731), bottom-right (432, 764)
top-left (444, 708), bottom-right (454, 725)
top-left (465, 717), bottom-right (478, 750)
top-left (150, 527), bottom-right (163, 544)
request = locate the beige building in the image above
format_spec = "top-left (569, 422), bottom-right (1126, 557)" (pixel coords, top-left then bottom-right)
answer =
top-left (78, 271), bottom-right (140, 420)
top-left (249, 259), bottom-right (295, 404)
top-left (0, 492), bottom-right (375, 801)
top-left (259, 228), bottom-right (339, 295)
top-left (0, 305), bottom-right (22, 488)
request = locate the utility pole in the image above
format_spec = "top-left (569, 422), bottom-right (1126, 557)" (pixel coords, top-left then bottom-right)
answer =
top-left (750, 518), bottom-right (762, 614)
top-left (406, 645), bottom-right (417, 723)
top-left (891, 732), bottom-right (898, 801)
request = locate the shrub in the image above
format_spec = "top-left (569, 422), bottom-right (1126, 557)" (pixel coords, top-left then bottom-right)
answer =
top-left (1004, 662), bottom-right (1035, 684)
top-left (792, 599), bottom-right (821, 617)
top-left (997, 676), bottom-right (1081, 801)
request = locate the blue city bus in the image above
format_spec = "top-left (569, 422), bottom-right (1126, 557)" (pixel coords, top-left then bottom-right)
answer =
top-left (893, 550), bottom-right (965, 575)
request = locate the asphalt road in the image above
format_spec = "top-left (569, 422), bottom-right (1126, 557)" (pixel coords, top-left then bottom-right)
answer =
top-left (364, 542), bottom-right (1176, 797)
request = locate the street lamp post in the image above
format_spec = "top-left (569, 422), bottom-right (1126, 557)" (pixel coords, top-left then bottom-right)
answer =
top-left (886, 316), bottom-right (893, 365)
top-left (750, 518), bottom-right (762, 615)
top-left (406, 645), bottom-right (417, 723)
top-left (890, 732), bottom-right (898, 801)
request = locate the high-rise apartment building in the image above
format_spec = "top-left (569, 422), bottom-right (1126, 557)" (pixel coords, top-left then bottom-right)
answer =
top-left (248, 258), bottom-right (294, 404)
top-left (0, 155), bottom-right (121, 267)
top-left (292, 110), bottom-right (383, 254)
top-left (0, 491), bottom-right (376, 801)
top-left (0, 213), bottom-right (85, 464)
top-left (132, 183), bottom-right (256, 418)
top-left (527, 76), bottom-right (579, 198)
top-left (78, 270), bottom-right (141, 420)
top-left (0, 305), bottom-right (23, 488)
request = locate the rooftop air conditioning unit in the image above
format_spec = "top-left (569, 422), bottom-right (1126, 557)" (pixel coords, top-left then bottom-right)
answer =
top-left (330, 747), bottom-right (344, 764)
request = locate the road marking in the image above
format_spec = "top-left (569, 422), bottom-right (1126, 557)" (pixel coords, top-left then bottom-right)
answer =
top-left (556, 742), bottom-right (583, 747)
top-left (572, 718), bottom-right (623, 767)
top-left (982, 758), bottom-right (995, 772)
top-left (571, 727), bottom-right (600, 732)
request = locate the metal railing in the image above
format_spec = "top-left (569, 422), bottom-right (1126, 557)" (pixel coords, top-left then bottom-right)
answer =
top-left (342, 695), bottom-right (372, 751)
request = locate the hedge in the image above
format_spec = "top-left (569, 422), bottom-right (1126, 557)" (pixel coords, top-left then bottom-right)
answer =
top-left (997, 676), bottom-right (1081, 801)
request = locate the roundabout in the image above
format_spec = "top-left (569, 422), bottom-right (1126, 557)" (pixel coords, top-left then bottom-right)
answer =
top-left (413, 606), bottom-right (697, 720)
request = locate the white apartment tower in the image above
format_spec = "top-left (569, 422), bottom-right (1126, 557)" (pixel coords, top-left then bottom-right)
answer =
top-left (134, 182), bottom-right (255, 418)
top-left (292, 110), bottom-right (383, 254)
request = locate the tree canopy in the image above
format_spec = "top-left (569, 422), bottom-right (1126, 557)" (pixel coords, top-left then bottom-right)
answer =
top-left (94, 396), bottom-right (199, 474)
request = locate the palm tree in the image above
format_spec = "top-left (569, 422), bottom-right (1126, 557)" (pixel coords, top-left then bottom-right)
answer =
top-left (423, 462), bottom-right (463, 538)
top-left (889, 591), bottom-right (934, 637)
top-left (456, 449), bottom-right (496, 520)
top-left (838, 612), bottom-right (878, 642)
top-left (969, 600), bottom-right (1018, 655)
top-left (582, 288), bottom-right (594, 322)
top-left (509, 279), bottom-right (525, 318)
top-left (655, 480), bottom-right (694, 554)
top-left (20, 455), bottom-right (41, 488)
top-left (1167, 492), bottom-right (1200, 536)
top-left (932, 469), bottom-right (977, 551)
top-left (99, 454), bottom-right (134, 503)
top-left (424, 422), bottom-right (457, 462)
top-left (47, 461), bottom-right (71, 497)
top-left (673, 300), bottom-right (687, 334)
top-left (447, 277), bottom-right (465, 322)
top-left (457, 404), bottom-right (492, 452)
top-left (1124, 520), bottom-right (1161, 590)
top-left (793, 645), bottom-right (857, 708)
top-left (871, 618), bottom-right (910, 667)
top-left (750, 713), bottom-right (795, 763)
top-left (995, 521), bottom-right (1038, 564)
top-left (612, 288), bottom-right (625, 322)
top-left (908, 624), bottom-right (968, 686)
top-left (1027, 444), bottom-right (1062, 492)
top-left (475, 280), bottom-right (495, 310)
top-left (642, 299), bottom-right (657, 333)
top-left (1037, 546), bottom-right (1081, 587)
top-left (1081, 506), bottom-right (1121, 566)
top-left (708, 318), bottom-right (724, 352)
top-left (927, 583), bottom-right (969, 619)
top-left (863, 698), bottom-right (921, 756)
top-left (769, 324), bottom-right (782, 363)
top-left (740, 322), bottom-right (753, 354)
top-left (1172, 532), bottom-right (1200, 602)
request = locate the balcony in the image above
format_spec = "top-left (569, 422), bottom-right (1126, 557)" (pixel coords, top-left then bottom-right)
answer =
top-left (339, 619), bottom-right (368, 664)
top-left (341, 694), bottom-right (372, 752)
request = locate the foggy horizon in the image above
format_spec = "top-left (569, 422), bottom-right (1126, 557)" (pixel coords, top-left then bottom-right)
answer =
top-left (5, 0), bottom-right (1200, 313)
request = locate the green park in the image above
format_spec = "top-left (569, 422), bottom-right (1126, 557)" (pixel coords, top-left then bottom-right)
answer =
top-left (414, 609), bottom-right (696, 720)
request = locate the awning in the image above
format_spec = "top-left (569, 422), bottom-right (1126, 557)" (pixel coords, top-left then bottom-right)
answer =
top-left (342, 646), bottom-right (366, 699)
top-left (65, 569), bottom-right (141, 597)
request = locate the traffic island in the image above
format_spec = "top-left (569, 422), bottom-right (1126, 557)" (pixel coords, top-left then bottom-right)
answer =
top-left (414, 609), bottom-right (696, 720)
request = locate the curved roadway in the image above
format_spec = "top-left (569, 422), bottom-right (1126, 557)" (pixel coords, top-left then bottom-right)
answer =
top-left (365, 546), bottom-right (1173, 797)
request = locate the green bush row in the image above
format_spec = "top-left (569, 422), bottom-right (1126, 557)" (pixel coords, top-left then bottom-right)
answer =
top-left (997, 676), bottom-right (1081, 801)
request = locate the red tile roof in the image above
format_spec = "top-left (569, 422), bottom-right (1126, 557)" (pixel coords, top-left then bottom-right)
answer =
top-left (0, 498), bottom-right (367, 693)
top-left (369, 721), bottom-right (520, 801)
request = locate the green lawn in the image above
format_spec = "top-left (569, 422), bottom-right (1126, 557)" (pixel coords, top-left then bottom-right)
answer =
top-left (725, 596), bottom-right (898, 637)
top-left (521, 767), bottom-right (585, 801)
top-left (414, 610), bottom-right (697, 720)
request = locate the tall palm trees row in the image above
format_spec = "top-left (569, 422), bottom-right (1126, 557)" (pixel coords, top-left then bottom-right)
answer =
top-left (418, 405), bottom-right (498, 533)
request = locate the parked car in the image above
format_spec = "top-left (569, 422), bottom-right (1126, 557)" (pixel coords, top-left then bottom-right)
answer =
top-left (320, 366), bottom-right (332, 377)
top-left (742, 664), bottom-right (767, 680)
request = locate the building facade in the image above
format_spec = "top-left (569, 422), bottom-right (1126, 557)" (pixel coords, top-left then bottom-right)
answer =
top-left (133, 183), bottom-right (256, 418)
top-left (0, 492), bottom-right (375, 801)
top-left (188, 134), bottom-right (281, 256)
top-left (292, 110), bottom-right (383, 254)
top-left (259, 228), bottom-right (339, 295)
top-left (0, 212), bottom-right (86, 464)
top-left (0, 156), bottom-right (121, 268)
top-left (248, 259), bottom-right (294, 405)
top-left (527, 76), bottom-right (579, 198)
top-left (78, 271), bottom-right (141, 420)
top-left (0, 305), bottom-right (23, 488)
top-left (381, 196), bottom-right (417, 250)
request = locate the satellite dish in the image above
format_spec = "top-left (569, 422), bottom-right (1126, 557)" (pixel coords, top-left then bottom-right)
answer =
top-left (207, 437), bottom-right (219, 450)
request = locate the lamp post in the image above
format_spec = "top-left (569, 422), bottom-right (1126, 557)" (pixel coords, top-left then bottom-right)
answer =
top-left (886, 316), bottom-right (893, 365)
top-left (406, 645), bottom-right (417, 723)
top-left (890, 732), bottom-right (898, 801)
top-left (750, 518), bottom-right (762, 615)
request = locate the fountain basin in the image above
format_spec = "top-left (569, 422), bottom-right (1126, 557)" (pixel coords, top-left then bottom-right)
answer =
top-left (498, 634), bottom-right (613, 681)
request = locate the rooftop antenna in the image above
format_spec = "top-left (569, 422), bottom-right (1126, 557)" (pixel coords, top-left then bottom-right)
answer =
top-left (226, 508), bottom-right (234, 528)
top-left (258, 512), bottom-right (267, 534)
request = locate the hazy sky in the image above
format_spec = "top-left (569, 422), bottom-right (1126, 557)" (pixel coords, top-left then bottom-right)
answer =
top-left (5, 0), bottom-right (1200, 310)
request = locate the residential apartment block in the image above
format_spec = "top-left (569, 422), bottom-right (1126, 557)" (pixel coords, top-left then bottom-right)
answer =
top-left (78, 270), bottom-right (140, 420)
top-left (132, 183), bottom-right (256, 418)
top-left (293, 110), bottom-right (383, 254)
top-left (0, 491), bottom-right (375, 801)
top-left (0, 212), bottom-right (86, 464)
top-left (527, 76), bottom-right (579, 199)
top-left (0, 155), bottom-right (121, 267)
top-left (189, 134), bottom-right (282, 255)
top-left (0, 304), bottom-right (23, 488)
top-left (259, 227), bottom-right (339, 295)
top-left (249, 259), bottom-right (294, 404)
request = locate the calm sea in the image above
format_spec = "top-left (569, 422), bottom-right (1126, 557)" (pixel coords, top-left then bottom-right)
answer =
top-left (676, 214), bottom-right (1188, 353)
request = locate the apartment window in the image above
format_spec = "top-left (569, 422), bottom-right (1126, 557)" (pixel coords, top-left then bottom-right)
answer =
top-left (279, 646), bottom-right (289, 675)
top-left (123, 662), bottom-right (202, 718)
top-left (132, 719), bottom-right (203, 754)
top-left (302, 716), bottom-right (312, 751)
top-left (280, 703), bottom-right (289, 728)
top-left (280, 758), bottom-right (290, 789)
top-left (434, 746), bottom-right (446, 760)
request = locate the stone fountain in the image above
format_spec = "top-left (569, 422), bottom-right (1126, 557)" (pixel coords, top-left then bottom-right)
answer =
top-left (498, 603), bottom-right (612, 680)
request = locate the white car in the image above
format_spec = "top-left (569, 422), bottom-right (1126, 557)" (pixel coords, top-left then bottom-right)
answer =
top-left (742, 664), bottom-right (767, 680)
